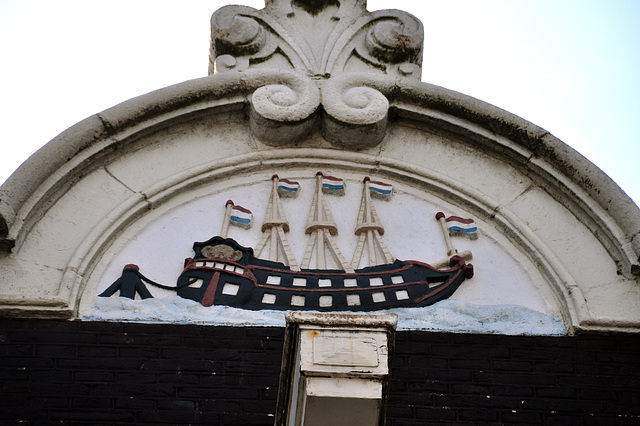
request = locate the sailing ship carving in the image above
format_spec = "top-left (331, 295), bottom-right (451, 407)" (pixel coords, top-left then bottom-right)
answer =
top-left (100, 173), bottom-right (475, 311)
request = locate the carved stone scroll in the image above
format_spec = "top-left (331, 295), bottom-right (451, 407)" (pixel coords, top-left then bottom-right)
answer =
top-left (209, 5), bottom-right (267, 74)
top-left (209, 0), bottom-right (423, 79)
top-left (321, 72), bottom-right (392, 149)
top-left (249, 72), bottom-right (321, 144)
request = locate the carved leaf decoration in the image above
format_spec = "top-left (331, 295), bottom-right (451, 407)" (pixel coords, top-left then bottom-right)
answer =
top-left (209, 0), bottom-right (423, 78)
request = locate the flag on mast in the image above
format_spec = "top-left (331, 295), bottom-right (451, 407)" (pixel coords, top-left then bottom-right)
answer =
top-left (229, 204), bottom-right (253, 229)
top-left (321, 175), bottom-right (345, 194)
top-left (445, 215), bottom-right (478, 238)
top-left (277, 178), bottom-right (300, 197)
top-left (368, 180), bottom-right (393, 199)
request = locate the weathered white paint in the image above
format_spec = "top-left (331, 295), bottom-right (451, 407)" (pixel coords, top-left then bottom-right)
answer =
top-left (85, 297), bottom-right (565, 336)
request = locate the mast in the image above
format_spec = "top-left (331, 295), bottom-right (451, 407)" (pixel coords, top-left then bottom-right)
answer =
top-left (220, 200), bottom-right (234, 238)
top-left (300, 172), bottom-right (354, 273)
top-left (436, 212), bottom-right (457, 256)
top-left (351, 177), bottom-right (395, 269)
top-left (220, 200), bottom-right (252, 237)
top-left (436, 212), bottom-right (478, 263)
top-left (255, 175), bottom-right (300, 270)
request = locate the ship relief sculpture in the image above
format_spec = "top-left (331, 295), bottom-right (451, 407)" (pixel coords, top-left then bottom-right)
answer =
top-left (100, 173), bottom-right (476, 312)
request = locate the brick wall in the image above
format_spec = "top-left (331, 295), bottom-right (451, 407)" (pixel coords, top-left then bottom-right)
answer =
top-left (1, 319), bottom-right (639, 425)
top-left (391, 332), bottom-right (640, 425)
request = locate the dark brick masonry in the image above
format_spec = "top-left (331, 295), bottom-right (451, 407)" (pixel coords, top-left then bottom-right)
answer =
top-left (1, 319), bottom-right (639, 425)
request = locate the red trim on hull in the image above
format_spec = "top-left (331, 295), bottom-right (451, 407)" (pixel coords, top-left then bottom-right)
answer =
top-left (201, 272), bottom-right (220, 307)
top-left (414, 270), bottom-right (463, 303)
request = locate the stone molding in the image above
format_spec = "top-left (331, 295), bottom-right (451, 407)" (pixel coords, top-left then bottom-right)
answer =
top-left (0, 69), bottom-right (638, 333)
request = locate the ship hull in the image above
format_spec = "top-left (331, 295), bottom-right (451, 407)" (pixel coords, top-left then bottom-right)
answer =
top-left (176, 237), bottom-right (473, 311)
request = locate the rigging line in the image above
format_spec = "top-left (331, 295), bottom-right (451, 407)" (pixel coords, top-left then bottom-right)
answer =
top-left (136, 271), bottom-right (191, 290)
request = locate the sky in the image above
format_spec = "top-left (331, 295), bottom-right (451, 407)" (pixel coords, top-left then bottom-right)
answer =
top-left (1, 0), bottom-right (638, 207)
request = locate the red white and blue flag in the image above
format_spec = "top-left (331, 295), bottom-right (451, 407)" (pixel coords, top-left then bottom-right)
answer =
top-left (230, 205), bottom-right (253, 228)
top-left (446, 215), bottom-right (477, 236)
top-left (322, 175), bottom-right (345, 192)
top-left (277, 178), bottom-right (300, 194)
top-left (368, 180), bottom-right (393, 196)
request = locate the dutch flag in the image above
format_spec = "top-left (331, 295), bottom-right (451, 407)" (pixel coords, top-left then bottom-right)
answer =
top-left (446, 215), bottom-right (478, 238)
top-left (368, 179), bottom-right (393, 198)
top-left (230, 204), bottom-right (253, 229)
top-left (321, 175), bottom-right (345, 193)
top-left (277, 178), bottom-right (300, 197)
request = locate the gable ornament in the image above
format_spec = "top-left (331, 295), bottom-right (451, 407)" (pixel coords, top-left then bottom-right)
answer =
top-left (101, 174), bottom-right (476, 312)
top-left (210, 0), bottom-right (423, 149)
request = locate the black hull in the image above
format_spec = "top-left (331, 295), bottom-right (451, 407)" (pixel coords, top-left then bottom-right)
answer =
top-left (176, 237), bottom-right (473, 311)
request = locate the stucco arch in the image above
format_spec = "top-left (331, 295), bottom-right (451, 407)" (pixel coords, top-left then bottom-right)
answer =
top-left (1, 69), bottom-right (638, 333)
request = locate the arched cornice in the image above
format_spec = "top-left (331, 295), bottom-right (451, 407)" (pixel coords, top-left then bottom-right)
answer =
top-left (2, 70), bottom-right (638, 278)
